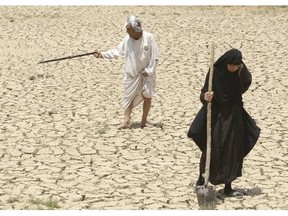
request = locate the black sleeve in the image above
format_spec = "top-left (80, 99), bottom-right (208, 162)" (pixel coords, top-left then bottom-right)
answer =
top-left (239, 64), bottom-right (252, 93)
top-left (200, 69), bottom-right (210, 105)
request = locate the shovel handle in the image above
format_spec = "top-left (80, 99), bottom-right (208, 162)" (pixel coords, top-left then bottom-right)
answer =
top-left (204, 43), bottom-right (215, 187)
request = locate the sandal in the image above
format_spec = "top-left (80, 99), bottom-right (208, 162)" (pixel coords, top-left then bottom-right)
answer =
top-left (224, 190), bottom-right (244, 197)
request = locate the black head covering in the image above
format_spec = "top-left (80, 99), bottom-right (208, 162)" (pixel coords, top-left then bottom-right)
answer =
top-left (214, 48), bottom-right (243, 68)
top-left (201, 48), bottom-right (251, 104)
top-left (211, 49), bottom-right (244, 104)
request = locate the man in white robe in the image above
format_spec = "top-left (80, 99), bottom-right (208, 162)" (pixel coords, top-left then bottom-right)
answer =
top-left (94, 15), bottom-right (159, 129)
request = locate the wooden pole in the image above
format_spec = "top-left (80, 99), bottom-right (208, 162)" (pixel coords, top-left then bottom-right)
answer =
top-left (195, 43), bottom-right (217, 210)
top-left (204, 43), bottom-right (215, 187)
top-left (38, 51), bottom-right (97, 64)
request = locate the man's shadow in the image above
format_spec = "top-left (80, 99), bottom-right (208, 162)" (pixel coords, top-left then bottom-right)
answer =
top-left (130, 122), bottom-right (164, 130)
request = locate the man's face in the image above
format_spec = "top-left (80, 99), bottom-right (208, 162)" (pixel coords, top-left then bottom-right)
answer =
top-left (126, 24), bottom-right (137, 39)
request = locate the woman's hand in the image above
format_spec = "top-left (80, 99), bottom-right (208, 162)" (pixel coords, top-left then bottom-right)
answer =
top-left (204, 91), bottom-right (214, 103)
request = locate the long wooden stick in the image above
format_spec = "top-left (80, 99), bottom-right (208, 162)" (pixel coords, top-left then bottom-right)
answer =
top-left (38, 51), bottom-right (97, 64)
top-left (204, 43), bottom-right (215, 187)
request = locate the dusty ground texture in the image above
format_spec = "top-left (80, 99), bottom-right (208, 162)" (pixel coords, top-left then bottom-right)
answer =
top-left (0, 6), bottom-right (287, 210)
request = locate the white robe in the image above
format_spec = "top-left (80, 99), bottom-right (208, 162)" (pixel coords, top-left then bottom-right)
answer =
top-left (101, 31), bottom-right (159, 110)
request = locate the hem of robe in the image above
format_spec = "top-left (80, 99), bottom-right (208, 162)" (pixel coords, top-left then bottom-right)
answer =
top-left (131, 93), bottom-right (144, 109)
top-left (123, 75), bottom-right (156, 111)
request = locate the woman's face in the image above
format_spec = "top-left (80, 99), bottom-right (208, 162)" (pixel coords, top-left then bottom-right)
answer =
top-left (227, 64), bottom-right (240, 72)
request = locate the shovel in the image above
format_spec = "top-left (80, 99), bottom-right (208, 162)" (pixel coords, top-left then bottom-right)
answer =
top-left (195, 43), bottom-right (217, 210)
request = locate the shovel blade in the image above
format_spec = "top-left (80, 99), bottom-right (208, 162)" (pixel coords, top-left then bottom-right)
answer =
top-left (195, 185), bottom-right (217, 210)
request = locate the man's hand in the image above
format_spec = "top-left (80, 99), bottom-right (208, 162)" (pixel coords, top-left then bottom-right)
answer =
top-left (204, 91), bottom-right (214, 103)
top-left (93, 51), bottom-right (102, 58)
top-left (141, 70), bottom-right (149, 77)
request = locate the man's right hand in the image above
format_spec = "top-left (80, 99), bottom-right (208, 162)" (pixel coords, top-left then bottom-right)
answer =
top-left (93, 51), bottom-right (102, 58)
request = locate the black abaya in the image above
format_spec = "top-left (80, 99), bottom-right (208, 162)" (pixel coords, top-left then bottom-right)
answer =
top-left (188, 49), bottom-right (260, 185)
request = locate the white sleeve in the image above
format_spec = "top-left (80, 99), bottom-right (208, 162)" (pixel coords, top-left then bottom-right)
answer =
top-left (101, 38), bottom-right (126, 60)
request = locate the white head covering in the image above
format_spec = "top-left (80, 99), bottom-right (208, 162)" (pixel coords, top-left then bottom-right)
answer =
top-left (123, 15), bottom-right (143, 32)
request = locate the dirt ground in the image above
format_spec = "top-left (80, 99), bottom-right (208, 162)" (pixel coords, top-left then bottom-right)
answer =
top-left (0, 6), bottom-right (287, 210)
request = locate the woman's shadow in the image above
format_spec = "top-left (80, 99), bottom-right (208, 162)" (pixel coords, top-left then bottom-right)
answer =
top-left (216, 186), bottom-right (262, 202)
top-left (216, 187), bottom-right (262, 202)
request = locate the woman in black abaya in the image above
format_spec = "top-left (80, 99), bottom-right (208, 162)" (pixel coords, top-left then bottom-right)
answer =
top-left (188, 49), bottom-right (260, 196)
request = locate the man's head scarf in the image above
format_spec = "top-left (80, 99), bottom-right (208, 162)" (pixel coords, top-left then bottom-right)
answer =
top-left (124, 15), bottom-right (143, 32)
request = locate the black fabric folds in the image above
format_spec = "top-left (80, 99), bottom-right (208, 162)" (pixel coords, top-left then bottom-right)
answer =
top-left (187, 49), bottom-right (260, 185)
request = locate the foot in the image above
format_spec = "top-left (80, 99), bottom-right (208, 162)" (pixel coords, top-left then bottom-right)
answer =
top-left (192, 178), bottom-right (204, 194)
top-left (140, 120), bottom-right (153, 129)
top-left (224, 190), bottom-right (244, 197)
top-left (117, 122), bottom-right (130, 130)
top-left (196, 177), bottom-right (204, 186)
